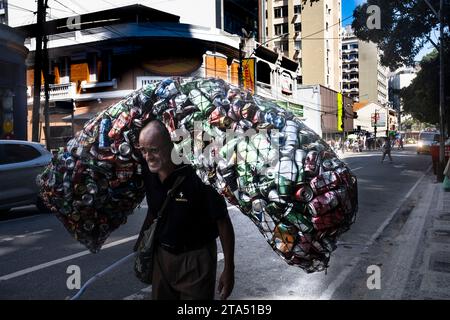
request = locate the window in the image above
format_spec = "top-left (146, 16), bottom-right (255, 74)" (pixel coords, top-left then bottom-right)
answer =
top-left (266, 10), bottom-right (268, 19)
top-left (275, 40), bottom-right (288, 52)
top-left (282, 5), bottom-right (288, 17)
top-left (295, 41), bottom-right (301, 51)
top-left (294, 5), bottom-right (301, 14)
top-left (274, 23), bottom-right (288, 35)
top-left (274, 7), bottom-right (281, 18)
top-left (294, 23), bottom-right (301, 32)
top-left (326, 22), bottom-right (329, 31)
top-left (0, 144), bottom-right (41, 165)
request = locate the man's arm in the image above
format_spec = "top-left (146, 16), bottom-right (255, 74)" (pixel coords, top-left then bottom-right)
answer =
top-left (216, 214), bottom-right (235, 300)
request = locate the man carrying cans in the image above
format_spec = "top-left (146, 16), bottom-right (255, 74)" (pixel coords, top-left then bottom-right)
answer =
top-left (381, 137), bottom-right (393, 163)
top-left (135, 120), bottom-right (235, 300)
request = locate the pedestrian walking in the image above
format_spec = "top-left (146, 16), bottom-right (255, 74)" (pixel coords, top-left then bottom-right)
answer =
top-left (381, 137), bottom-right (393, 163)
top-left (135, 120), bottom-right (235, 300)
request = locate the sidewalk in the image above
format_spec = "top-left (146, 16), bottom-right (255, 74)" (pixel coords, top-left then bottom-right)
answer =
top-left (400, 175), bottom-right (450, 299)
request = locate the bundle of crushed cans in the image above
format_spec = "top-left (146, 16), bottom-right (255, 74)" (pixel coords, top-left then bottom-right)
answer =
top-left (38, 77), bottom-right (358, 272)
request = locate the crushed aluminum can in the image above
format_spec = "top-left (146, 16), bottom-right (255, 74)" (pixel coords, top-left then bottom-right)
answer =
top-left (99, 118), bottom-right (112, 149)
top-left (108, 112), bottom-right (130, 140)
top-left (310, 171), bottom-right (340, 195)
top-left (307, 191), bottom-right (340, 217)
top-left (294, 184), bottom-right (314, 203)
top-left (312, 209), bottom-right (345, 231)
top-left (251, 198), bottom-right (267, 222)
top-left (304, 151), bottom-right (319, 177)
top-left (118, 142), bottom-right (132, 157)
top-left (283, 204), bottom-right (313, 234)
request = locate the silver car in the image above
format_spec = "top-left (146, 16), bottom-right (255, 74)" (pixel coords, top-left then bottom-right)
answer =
top-left (0, 140), bottom-right (52, 213)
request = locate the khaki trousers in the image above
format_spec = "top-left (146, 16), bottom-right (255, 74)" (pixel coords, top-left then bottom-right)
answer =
top-left (151, 240), bottom-right (217, 300)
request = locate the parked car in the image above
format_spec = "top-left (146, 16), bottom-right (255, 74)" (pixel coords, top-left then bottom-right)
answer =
top-left (417, 131), bottom-right (440, 154)
top-left (0, 140), bottom-right (52, 213)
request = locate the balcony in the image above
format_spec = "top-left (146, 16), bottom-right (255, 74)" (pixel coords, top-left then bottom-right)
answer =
top-left (27, 83), bottom-right (77, 104)
top-left (349, 77), bottom-right (359, 82)
top-left (350, 87), bottom-right (359, 92)
top-left (343, 67), bottom-right (358, 73)
top-left (342, 78), bottom-right (350, 83)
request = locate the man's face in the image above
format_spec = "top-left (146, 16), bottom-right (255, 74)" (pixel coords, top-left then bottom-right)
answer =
top-left (138, 130), bottom-right (171, 173)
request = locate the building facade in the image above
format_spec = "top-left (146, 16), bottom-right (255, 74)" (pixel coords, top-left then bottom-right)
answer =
top-left (18, 5), bottom-right (247, 144)
top-left (342, 26), bottom-right (388, 105)
top-left (8, 0), bottom-right (258, 38)
top-left (0, 23), bottom-right (28, 140)
top-left (0, 0), bottom-right (7, 25)
top-left (262, 0), bottom-right (342, 91)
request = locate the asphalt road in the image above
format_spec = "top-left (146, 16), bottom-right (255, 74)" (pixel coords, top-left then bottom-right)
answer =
top-left (0, 145), bottom-right (433, 300)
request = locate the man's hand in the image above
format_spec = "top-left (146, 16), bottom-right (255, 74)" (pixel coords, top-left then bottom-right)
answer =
top-left (218, 268), bottom-right (234, 300)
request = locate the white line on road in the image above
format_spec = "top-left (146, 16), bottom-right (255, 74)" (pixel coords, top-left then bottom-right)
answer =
top-left (318, 164), bottom-right (432, 300)
top-left (0, 229), bottom-right (53, 243)
top-left (351, 167), bottom-right (363, 172)
top-left (0, 214), bottom-right (42, 225)
top-left (0, 235), bottom-right (138, 282)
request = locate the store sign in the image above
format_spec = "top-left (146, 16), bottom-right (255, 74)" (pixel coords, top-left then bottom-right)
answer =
top-left (242, 58), bottom-right (256, 93)
top-left (281, 72), bottom-right (292, 95)
top-left (371, 113), bottom-right (386, 127)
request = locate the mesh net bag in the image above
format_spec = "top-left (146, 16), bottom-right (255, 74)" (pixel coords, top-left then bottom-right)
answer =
top-left (38, 77), bottom-right (358, 272)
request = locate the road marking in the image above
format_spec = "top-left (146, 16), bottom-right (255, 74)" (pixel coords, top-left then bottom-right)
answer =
top-left (0, 215), bottom-right (42, 225)
top-left (0, 229), bottom-right (53, 243)
top-left (318, 164), bottom-right (432, 300)
top-left (0, 235), bottom-right (138, 282)
top-left (351, 167), bottom-right (363, 172)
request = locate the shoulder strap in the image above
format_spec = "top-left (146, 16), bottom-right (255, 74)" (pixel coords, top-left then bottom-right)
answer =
top-left (156, 175), bottom-right (185, 219)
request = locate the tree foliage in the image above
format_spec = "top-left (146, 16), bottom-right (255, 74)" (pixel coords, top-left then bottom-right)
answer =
top-left (351, 0), bottom-right (449, 69)
top-left (400, 49), bottom-right (450, 124)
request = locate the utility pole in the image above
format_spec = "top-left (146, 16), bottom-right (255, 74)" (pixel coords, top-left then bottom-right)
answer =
top-left (238, 37), bottom-right (245, 89)
top-left (43, 31), bottom-right (50, 150)
top-left (424, 0), bottom-right (446, 182)
top-left (31, 0), bottom-right (47, 142)
top-left (437, 0), bottom-right (445, 182)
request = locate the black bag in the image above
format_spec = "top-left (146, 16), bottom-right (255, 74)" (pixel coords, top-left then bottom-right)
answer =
top-left (134, 175), bottom-right (185, 284)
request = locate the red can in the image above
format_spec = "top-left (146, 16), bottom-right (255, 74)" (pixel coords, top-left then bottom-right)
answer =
top-left (310, 171), bottom-right (340, 195)
top-left (307, 191), bottom-right (340, 216)
top-left (312, 209), bottom-right (344, 230)
top-left (304, 151), bottom-right (319, 176)
top-left (294, 184), bottom-right (314, 203)
top-left (108, 112), bottom-right (130, 140)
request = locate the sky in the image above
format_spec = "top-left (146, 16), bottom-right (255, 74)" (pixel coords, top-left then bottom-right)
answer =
top-left (342, 0), bottom-right (365, 27)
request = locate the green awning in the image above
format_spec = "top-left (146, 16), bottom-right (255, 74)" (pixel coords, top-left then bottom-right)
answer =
top-left (276, 101), bottom-right (304, 118)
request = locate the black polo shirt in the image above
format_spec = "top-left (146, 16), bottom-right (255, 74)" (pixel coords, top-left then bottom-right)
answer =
top-left (141, 164), bottom-right (228, 251)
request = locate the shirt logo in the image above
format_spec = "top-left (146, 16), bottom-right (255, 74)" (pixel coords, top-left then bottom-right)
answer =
top-left (175, 191), bottom-right (188, 202)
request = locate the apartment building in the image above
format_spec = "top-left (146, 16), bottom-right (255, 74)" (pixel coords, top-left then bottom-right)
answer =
top-left (342, 25), bottom-right (389, 104)
top-left (0, 0), bottom-right (7, 25)
top-left (262, 0), bottom-right (342, 91)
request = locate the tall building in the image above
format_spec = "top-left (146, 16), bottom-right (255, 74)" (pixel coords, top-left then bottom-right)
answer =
top-left (262, 0), bottom-right (341, 91)
top-left (388, 66), bottom-right (419, 112)
top-left (342, 25), bottom-right (388, 104)
top-left (0, 0), bottom-right (7, 25)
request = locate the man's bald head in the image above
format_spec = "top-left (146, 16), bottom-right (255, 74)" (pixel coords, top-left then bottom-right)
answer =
top-left (139, 120), bottom-right (172, 147)
top-left (139, 120), bottom-right (174, 173)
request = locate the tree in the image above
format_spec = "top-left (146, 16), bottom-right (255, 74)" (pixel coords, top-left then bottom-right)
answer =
top-left (351, 0), bottom-right (449, 69)
top-left (401, 50), bottom-right (450, 127)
